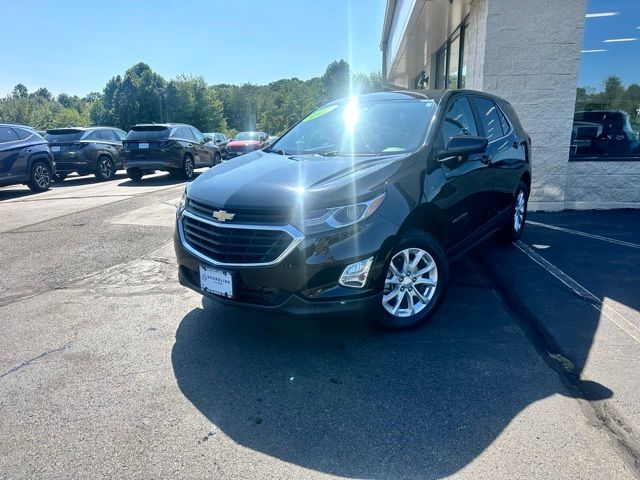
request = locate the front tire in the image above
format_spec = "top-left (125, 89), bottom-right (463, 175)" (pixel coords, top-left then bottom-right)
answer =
top-left (378, 230), bottom-right (449, 329)
top-left (27, 161), bottom-right (52, 192)
top-left (498, 181), bottom-right (529, 242)
top-left (213, 152), bottom-right (221, 165)
top-left (126, 168), bottom-right (144, 182)
top-left (95, 156), bottom-right (115, 181)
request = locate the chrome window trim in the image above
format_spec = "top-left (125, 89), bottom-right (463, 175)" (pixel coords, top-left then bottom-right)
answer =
top-left (178, 210), bottom-right (304, 268)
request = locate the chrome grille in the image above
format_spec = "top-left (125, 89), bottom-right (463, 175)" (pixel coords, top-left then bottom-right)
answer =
top-left (188, 199), bottom-right (290, 225)
top-left (180, 211), bottom-right (302, 266)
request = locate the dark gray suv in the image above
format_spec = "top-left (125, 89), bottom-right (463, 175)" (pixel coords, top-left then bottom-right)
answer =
top-left (0, 124), bottom-right (55, 192)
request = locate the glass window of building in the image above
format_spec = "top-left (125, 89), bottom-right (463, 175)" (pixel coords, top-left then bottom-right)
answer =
top-left (448, 34), bottom-right (461, 89)
top-left (573, 0), bottom-right (640, 160)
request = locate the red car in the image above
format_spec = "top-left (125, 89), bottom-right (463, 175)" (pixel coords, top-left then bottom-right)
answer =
top-left (226, 131), bottom-right (268, 159)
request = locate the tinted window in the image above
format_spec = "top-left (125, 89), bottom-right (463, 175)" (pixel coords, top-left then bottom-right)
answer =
top-left (0, 126), bottom-right (20, 143)
top-left (83, 130), bottom-right (99, 140)
top-left (13, 127), bottom-right (38, 140)
top-left (441, 97), bottom-right (478, 145)
top-left (100, 129), bottom-right (118, 141)
top-left (126, 127), bottom-right (170, 140)
top-left (497, 105), bottom-right (511, 136)
top-left (474, 97), bottom-right (503, 141)
top-left (114, 129), bottom-right (127, 140)
top-left (190, 127), bottom-right (205, 142)
top-left (45, 130), bottom-right (84, 142)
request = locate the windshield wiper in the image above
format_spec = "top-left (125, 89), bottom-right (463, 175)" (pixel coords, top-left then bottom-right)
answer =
top-left (264, 147), bottom-right (289, 155)
top-left (313, 151), bottom-right (382, 157)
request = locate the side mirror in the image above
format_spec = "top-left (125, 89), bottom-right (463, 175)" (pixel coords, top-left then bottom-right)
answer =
top-left (437, 136), bottom-right (488, 160)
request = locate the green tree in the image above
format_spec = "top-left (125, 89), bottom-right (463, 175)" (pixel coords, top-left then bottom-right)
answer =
top-left (165, 75), bottom-right (226, 132)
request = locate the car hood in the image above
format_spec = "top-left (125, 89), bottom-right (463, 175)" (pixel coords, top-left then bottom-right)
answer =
top-left (187, 149), bottom-right (414, 212)
top-left (227, 140), bottom-right (260, 148)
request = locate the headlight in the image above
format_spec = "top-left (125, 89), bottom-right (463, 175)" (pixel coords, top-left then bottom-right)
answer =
top-left (303, 192), bottom-right (386, 230)
top-left (176, 187), bottom-right (188, 218)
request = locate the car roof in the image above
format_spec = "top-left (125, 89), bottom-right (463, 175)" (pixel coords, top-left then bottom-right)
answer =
top-left (45, 126), bottom-right (119, 132)
top-left (351, 89), bottom-right (511, 106)
top-left (132, 123), bottom-right (192, 128)
top-left (0, 123), bottom-right (36, 130)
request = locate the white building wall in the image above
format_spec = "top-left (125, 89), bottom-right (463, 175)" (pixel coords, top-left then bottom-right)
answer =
top-left (465, 0), bottom-right (587, 210)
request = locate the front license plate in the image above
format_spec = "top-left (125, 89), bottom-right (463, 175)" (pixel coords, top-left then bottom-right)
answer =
top-left (138, 142), bottom-right (149, 149)
top-left (199, 265), bottom-right (233, 298)
top-left (51, 146), bottom-right (60, 152)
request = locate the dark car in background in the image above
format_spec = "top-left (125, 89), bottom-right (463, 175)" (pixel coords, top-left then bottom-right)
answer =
top-left (122, 123), bottom-right (220, 182)
top-left (204, 132), bottom-right (229, 159)
top-left (0, 124), bottom-right (55, 192)
top-left (225, 131), bottom-right (269, 159)
top-left (45, 127), bottom-right (127, 181)
top-left (174, 90), bottom-right (531, 329)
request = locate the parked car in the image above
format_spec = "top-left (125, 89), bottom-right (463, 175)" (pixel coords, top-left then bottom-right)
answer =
top-left (0, 124), bottom-right (55, 192)
top-left (44, 127), bottom-right (127, 181)
top-left (174, 90), bottom-right (531, 329)
top-left (204, 132), bottom-right (229, 159)
top-left (571, 110), bottom-right (640, 156)
top-left (122, 123), bottom-right (221, 182)
top-left (266, 135), bottom-right (278, 146)
top-left (225, 131), bottom-right (269, 159)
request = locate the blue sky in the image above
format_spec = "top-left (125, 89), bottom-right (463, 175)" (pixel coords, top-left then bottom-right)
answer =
top-left (0, 0), bottom-right (386, 97)
top-left (579, 0), bottom-right (640, 90)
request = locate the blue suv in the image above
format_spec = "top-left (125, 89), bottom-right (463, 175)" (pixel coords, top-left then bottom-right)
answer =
top-left (0, 124), bottom-right (55, 192)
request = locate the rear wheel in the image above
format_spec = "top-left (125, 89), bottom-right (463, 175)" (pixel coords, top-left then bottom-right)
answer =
top-left (27, 161), bottom-right (52, 192)
top-left (498, 181), bottom-right (529, 242)
top-left (126, 167), bottom-right (144, 182)
top-left (213, 152), bottom-right (221, 165)
top-left (181, 155), bottom-right (195, 180)
top-left (378, 230), bottom-right (449, 329)
top-left (95, 156), bottom-right (115, 181)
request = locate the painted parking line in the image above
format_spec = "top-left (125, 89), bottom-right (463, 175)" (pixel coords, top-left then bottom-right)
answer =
top-left (527, 220), bottom-right (640, 249)
top-left (514, 240), bottom-right (640, 344)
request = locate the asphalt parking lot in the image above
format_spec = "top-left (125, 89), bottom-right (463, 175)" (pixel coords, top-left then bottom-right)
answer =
top-left (1, 175), bottom-right (639, 479)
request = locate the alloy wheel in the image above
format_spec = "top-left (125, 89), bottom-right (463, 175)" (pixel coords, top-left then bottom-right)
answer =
top-left (514, 190), bottom-right (526, 233)
top-left (34, 164), bottom-right (51, 189)
top-left (99, 158), bottom-right (113, 178)
top-left (184, 157), bottom-right (194, 178)
top-left (383, 247), bottom-right (438, 318)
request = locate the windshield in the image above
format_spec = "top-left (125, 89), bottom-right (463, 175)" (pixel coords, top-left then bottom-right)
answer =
top-left (125, 126), bottom-right (170, 140)
top-left (272, 98), bottom-right (436, 156)
top-left (44, 129), bottom-right (85, 142)
top-left (234, 132), bottom-right (261, 141)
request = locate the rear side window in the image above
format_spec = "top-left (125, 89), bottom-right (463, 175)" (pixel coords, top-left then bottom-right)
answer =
top-left (497, 106), bottom-right (511, 136)
top-left (126, 127), bottom-right (170, 140)
top-left (190, 127), bottom-right (205, 142)
top-left (441, 97), bottom-right (478, 145)
top-left (473, 97), bottom-right (503, 141)
top-left (13, 127), bottom-right (37, 140)
top-left (0, 126), bottom-right (20, 143)
top-left (83, 130), bottom-right (99, 140)
top-left (114, 129), bottom-right (127, 140)
top-left (99, 129), bottom-right (118, 141)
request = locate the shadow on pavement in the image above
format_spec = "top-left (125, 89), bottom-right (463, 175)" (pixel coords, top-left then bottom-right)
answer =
top-left (172, 258), bottom-right (611, 478)
top-left (118, 170), bottom-right (204, 188)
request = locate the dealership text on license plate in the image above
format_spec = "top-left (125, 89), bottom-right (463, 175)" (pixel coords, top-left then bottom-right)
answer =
top-left (199, 265), bottom-right (233, 298)
top-left (138, 142), bottom-right (149, 149)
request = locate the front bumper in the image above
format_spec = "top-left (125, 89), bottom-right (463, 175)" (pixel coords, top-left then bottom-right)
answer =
top-left (173, 213), bottom-right (398, 316)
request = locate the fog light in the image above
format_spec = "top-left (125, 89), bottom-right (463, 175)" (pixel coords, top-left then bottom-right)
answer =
top-left (339, 257), bottom-right (374, 288)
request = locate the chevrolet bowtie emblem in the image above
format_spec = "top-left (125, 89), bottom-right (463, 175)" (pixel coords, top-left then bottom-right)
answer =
top-left (212, 210), bottom-right (235, 222)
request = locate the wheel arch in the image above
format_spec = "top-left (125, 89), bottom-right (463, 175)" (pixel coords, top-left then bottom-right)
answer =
top-left (397, 203), bottom-right (446, 246)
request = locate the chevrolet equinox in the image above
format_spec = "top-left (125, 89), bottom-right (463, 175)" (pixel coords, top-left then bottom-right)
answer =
top-left (174, 90), bottom-right (531, 329)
